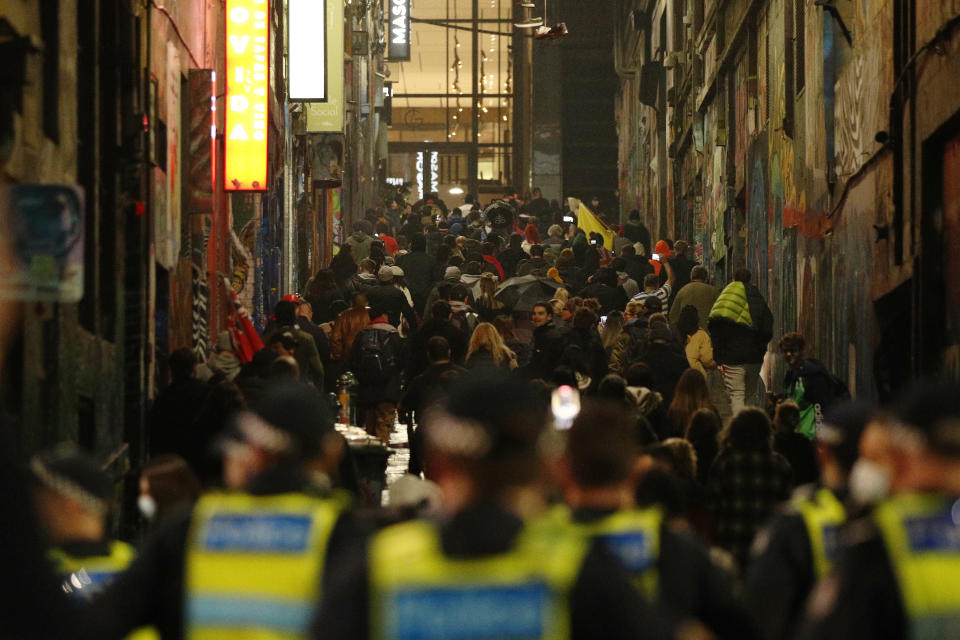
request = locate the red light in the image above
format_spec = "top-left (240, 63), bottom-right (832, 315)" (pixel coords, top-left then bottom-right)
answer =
top-left (142, 114), bottom-right (149, 131)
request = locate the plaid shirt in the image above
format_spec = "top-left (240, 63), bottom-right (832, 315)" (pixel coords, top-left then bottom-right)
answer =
top-left (707, 449), bottom-right (794, 569)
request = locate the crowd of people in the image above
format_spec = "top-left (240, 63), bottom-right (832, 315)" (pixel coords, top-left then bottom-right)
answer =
top-left (6, 193), bottom-right (960, 640)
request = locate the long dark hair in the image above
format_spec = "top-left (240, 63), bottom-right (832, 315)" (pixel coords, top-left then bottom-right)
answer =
top-left (720, 408), bottom-right (774, 453)
top-left (678, 305), bottom-right (700, 337)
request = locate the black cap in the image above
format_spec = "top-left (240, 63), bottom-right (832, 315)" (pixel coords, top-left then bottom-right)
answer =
top-left (241, 381), bottom-right (334, 460)
top-left (427, 373), bottom-right (547, 460)
top-left (894, 379), bottom-right (960, 457)
top-left (30, 449), bottom-right (112, 514)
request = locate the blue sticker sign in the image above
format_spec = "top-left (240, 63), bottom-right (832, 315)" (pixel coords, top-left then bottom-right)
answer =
top-left (387, 583), bottom-right (550, 640)
top-left (596, 531), bottom-right (655, 573)
top-left (203, 513), bottom-right (313, 553)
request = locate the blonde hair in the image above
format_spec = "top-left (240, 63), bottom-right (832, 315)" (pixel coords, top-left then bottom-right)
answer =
top-left (466, 322), bottom-right (516, 367)
top-left (553, 287), bottom-right (570, 304)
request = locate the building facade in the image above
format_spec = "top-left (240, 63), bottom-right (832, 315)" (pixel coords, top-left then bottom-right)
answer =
top-left (615, 0), bottom-right (960, 397)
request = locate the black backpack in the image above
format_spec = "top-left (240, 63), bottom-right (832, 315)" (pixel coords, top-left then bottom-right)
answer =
top-left (623, 322), bottom-right (650, 367)
top-left (355, 329), bottom-right (399, 384)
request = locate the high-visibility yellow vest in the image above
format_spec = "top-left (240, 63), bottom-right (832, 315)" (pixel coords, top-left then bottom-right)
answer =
top-left (49, 540), bottom-right (136, 598)
top-left (49, 541), bottom-right (159, 640)
top-left (368, 518), bottom-right (589, 640)
top-left (793, 487), bottom-right (846, 579)
top-left (537, 505), bottom-right (662, 600)
top-left (185, 491), bottom-right (346, 640)
top-left (874, 493), bottom-right (960, 640)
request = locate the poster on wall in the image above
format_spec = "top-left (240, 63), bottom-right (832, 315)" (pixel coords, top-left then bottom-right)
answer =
top-left (0, 184), bottom-right (84, 302)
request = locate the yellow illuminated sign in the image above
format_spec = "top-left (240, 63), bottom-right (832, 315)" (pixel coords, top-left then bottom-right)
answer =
top-left (225, 0), bottom-right (269, 191)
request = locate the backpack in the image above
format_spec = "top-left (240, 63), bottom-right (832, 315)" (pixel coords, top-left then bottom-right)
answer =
top-left (827, 372), bottom-right (852, 404)
top-left (623, 322), bottom-right (650, 367)
top-left (355, 329), bottom-right (399, 384)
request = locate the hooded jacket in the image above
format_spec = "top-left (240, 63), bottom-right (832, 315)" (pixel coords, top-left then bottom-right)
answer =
top-left (344, 231), bottom-right (374, 262)
top-left (707, 281), bottom-right (774, 364)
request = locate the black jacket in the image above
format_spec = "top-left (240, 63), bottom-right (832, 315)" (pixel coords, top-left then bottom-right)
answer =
top-left (396, 251), bottom-right (434, 302)
top-left (364, 283), bottom-right (417, 331)
top-left (577, 283), bottom-right (628, 314)
top-left (408, 319), bottom-right (468, 376)
top-left (708, 284), bottom-right (773, 365)
top-left (641, 342), bottom-right (690, 408)
top-left (524, 320), bottom-right (568, 380)
top-left (624, 221), bottom-right (652, 256)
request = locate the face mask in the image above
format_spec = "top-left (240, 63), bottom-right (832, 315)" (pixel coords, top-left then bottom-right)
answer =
top-left (138, 494), bottom-right (157, 521)
top-left (849, 459), bottom-right (891, 505)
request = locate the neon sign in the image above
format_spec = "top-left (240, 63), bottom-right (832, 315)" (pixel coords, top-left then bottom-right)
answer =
top-left (225, 0), bottom-right (269, 191)
top-left (388, 0), bottom-right (410, 61)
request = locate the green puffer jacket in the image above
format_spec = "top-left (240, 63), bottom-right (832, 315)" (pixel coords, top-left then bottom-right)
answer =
top-left (707, 281), bottom-right (773, 364)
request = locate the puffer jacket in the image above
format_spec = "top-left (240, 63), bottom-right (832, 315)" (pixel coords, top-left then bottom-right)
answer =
top-left (344, 231), bottom-right (374, 262)
top-left (707, 281), bottom-right (774, 364)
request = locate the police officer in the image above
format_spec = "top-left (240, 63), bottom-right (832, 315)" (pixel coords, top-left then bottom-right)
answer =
top-left (797, 380), bottom-right (960, 640)
top-left (743, 402), bottom-right (873, 640)
top-left (31, 448), bottom-right (158, 639)
top-left (314, 374), bottom-right (672, 640)
top-left (83, 382), bottom-right (351, 640)
top-left (551, 401), bottom-right (757, 639)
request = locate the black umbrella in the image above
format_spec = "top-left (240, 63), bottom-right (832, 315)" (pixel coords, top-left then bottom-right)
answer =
top-left (494, 275), bottom-right (563, 311)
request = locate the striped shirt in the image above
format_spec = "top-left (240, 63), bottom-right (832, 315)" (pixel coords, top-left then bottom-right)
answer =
top-left (630, 283), bottom-right (672, 312)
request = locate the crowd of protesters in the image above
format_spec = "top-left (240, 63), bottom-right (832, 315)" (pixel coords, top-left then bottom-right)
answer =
top-left (6, 192), bottom-right (960, 640)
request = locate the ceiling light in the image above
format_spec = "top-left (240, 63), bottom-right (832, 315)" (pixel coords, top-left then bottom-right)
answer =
top-left (449, 187), bottom-right (464, 195)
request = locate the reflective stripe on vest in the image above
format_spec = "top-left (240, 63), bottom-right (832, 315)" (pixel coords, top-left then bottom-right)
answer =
top-left (49, 540), bottom-right (136, 598)
top-left (874, 493), bottom-right (960, 640)
top-left (369, 518), bottom-right (588, 640)
top-left (794, 488), bottom-right (846, 579)
top-left (185, 492), bottom-right (344, 640)
top-left (49, 541), bottom-right (160, 640)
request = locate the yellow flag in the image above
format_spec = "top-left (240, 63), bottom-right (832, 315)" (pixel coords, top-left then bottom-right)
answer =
top-left (576, 203), bottom-right (615, 249)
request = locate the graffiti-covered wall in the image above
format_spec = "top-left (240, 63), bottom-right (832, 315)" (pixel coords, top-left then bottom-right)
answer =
top-left (614, 0), bottom-right (960, 398)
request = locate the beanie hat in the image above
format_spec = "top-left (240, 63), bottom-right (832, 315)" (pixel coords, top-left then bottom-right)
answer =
top-left (444, 266), bottom-right (462, 280)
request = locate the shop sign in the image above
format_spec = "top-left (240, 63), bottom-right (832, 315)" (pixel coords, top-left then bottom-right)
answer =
top-left (388, 0), bottom-right (410, 61)
top-left (225, 0), bottom-right (269, 191)
top-left (289, 0), bottom-right (327, 101)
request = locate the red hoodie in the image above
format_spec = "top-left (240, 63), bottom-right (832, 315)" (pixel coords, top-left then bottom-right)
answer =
top-left (649, 240), bottom-right (671, 275)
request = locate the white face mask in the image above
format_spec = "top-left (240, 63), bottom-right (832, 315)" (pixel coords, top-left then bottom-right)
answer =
top-left (138, 494), bottom-right (157, 521)
top-left (849, 459), bottom-right (891, 506)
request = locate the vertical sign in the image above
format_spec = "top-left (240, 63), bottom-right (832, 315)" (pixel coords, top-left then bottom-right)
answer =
top-left (289, 0), bottom-right (327, 101)
top-left (225, 0), bottom-right (269, 191)
top-left (415, 151), bottom-right (438, 200)
top-left (388, 0), bottom-right (410, 61)
top-left (305, 0), bottom-right (344, 131)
